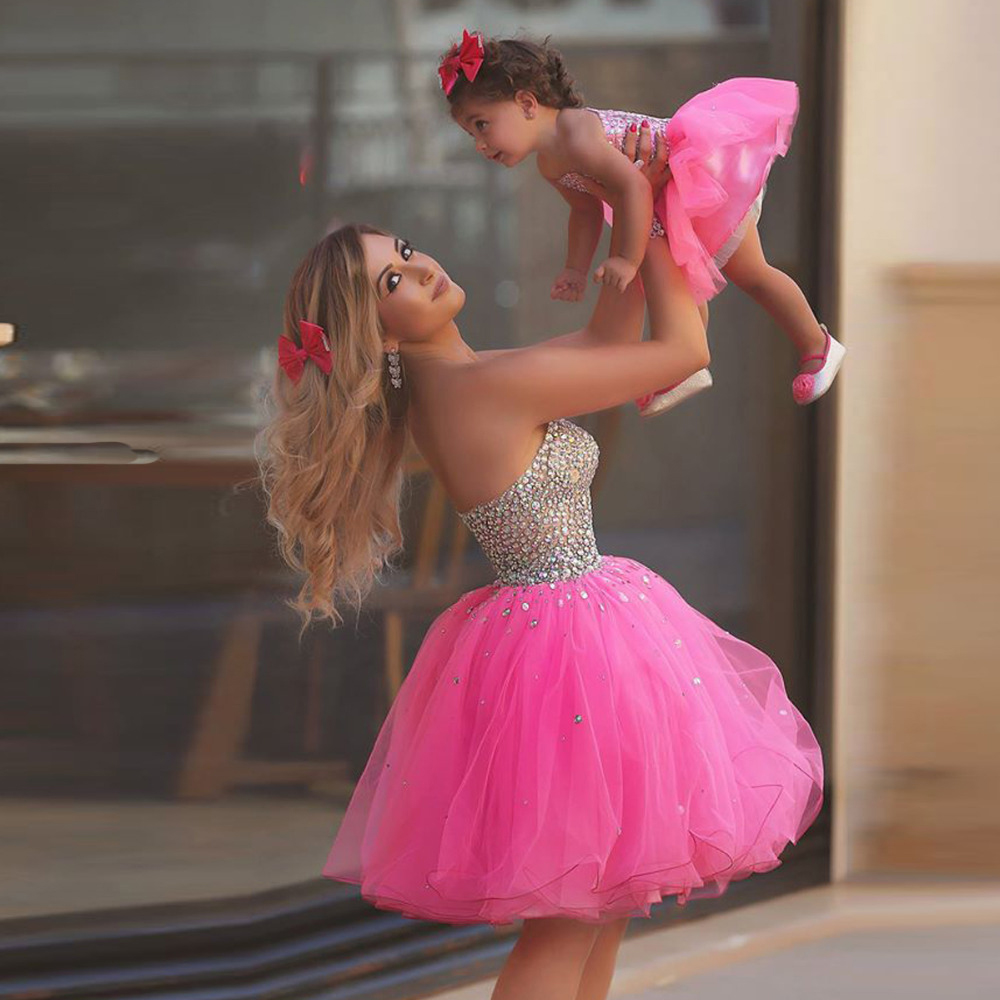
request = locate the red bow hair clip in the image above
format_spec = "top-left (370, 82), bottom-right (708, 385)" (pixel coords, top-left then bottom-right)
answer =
top-left (438, 29), bottom-right (484, 95)
top-left (278, 320), bottom-right (333, 384)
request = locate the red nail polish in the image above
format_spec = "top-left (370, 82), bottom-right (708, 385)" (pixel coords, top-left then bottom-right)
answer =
top-left (641, 119), bottom-right (649, 128)
top-left (629, 123), bottom-right (637, 132)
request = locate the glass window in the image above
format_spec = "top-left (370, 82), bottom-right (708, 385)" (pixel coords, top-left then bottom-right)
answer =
top-left (1, 0), bottom-right (830, 952)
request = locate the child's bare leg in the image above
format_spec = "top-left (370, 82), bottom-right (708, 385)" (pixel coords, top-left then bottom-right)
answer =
top-left (722, 223), bottom-right (826, 365)
top-left (491, 917), bottom-right (601, 1000)
top-left (574, 918), bottom-right (630, 1000)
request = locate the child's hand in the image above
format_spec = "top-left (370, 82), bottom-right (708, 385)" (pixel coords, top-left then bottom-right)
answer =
top-left (551, 267), bottom-right (588, 302)
top-left (593, 256), bottom-right (638, 292)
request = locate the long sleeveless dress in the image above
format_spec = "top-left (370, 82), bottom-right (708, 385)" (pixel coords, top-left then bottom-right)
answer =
top-left (323, 419), bottom-right (824, 925)
top-left (557, 79), bottom-right (799, 304)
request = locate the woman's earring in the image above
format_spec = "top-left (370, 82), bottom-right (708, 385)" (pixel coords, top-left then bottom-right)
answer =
top-left (386, 346), bottom-right (403, 389)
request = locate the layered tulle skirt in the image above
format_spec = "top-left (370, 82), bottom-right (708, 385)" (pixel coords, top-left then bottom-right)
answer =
top-left (660, 77), bottom-right (798, 302)
top-left (324, 557), bottom-right (823, 925)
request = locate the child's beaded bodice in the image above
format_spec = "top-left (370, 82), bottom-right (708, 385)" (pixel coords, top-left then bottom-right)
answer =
top-left (458, 419), bottom-right (602, 587)
top-left (557, 108), bottom-right (670, 237)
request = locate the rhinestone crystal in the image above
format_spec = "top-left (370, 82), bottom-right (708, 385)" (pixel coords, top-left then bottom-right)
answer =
top-left (458, 420), bottom-right (603, 587)
top-left (557, 109), bottom-right (671, 239)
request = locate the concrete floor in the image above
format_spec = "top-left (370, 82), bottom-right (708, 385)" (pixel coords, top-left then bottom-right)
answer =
top-left (0, 794), bottom-right (345, 919)
top-left (629, 924), bottom-right (999, 999)
top-left (435, 883), bottom-right (1000, 1000)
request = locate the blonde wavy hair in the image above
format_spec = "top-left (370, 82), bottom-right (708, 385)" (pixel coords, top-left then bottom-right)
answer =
top-left (256, 224), bottom-right (409, 627)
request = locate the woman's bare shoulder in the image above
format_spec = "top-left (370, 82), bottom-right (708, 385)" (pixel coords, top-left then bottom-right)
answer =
top-left (416, 349), bottom-right (530, 430)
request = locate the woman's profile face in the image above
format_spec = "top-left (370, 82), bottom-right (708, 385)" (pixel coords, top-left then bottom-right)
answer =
top-left (362, 233), bottom-right (465, 344)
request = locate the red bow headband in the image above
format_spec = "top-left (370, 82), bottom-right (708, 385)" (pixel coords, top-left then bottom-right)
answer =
top-left (438, 29), bottom-right (484, 96)
top-left (278, 320), bottom-right (333, 384)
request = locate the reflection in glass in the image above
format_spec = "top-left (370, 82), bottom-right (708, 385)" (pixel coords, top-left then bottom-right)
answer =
top-left (1, 0), bottom-right (824, 925)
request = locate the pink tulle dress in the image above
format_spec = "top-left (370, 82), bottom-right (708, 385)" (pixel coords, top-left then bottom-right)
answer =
top-left (323, 419), bottom-right (824, 925)
top-left (558, 78), bottom-right (799, 304)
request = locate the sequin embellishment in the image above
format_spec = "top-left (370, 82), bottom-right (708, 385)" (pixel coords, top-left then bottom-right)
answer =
top-left (557, 108), bottom-right (671, 239)
top-left (459, 420), bottom-right (603, 586)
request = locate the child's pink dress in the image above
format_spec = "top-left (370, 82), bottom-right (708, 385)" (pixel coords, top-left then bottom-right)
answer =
top-left (323, 419), bottom-right (824, 925)
top-left (558, 78), bottom-right (799, 304)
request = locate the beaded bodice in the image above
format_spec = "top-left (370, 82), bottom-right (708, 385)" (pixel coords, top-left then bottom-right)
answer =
top-left (557, 107), bottom-right (670, 195)
top-left (458, 419), bottom-right (603, 587)
top-left (558, 108), bottom-right (670, 238)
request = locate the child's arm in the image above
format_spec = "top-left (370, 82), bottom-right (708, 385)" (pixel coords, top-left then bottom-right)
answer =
top-left (547, 124), bottom-right (673, 350)
top-left (555, 110), bottom-right (653, 292)
top-left (467, 237), bottom-right (708, 423)
top-left (548, 181), bottom-right (604, 302)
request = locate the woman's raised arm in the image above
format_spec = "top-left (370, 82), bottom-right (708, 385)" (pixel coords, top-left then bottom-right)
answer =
top-left (469, 237), bottom-right (708, 425)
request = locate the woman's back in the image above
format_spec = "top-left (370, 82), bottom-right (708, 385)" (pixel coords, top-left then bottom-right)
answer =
top-left (403, 355), bottom-right (553, 518)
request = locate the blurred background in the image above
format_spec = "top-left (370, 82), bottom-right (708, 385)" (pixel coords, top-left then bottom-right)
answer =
top-left (0, 0), bottom-right (996, 998)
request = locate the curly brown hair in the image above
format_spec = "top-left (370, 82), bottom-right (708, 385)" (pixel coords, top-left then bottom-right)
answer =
top-left (256, 224), bottom-right (409, 628)
top-left (441, 34), bottom-right (584, 112)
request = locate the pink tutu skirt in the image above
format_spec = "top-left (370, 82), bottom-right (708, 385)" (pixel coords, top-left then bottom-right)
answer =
top-left (323, 557), bottom-right (824, 925)
top-left (660, 77), bottom-right (798, 303)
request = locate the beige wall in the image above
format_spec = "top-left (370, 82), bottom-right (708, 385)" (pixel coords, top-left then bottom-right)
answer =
top-left (834, 0), bottom-right (1000, 879)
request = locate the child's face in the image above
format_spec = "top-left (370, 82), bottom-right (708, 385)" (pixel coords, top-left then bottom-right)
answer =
top-left (454, 98), bottom-right (537, 167)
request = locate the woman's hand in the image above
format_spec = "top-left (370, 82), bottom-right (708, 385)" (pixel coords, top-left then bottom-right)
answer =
top-left (550, 266), bottom-right (589, 302)
top-left (566, 121), bottom-right (670, 202)
top-left (622, 121), bottom-right (671, 197)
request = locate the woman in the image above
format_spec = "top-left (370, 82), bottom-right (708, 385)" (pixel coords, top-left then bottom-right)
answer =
top-left (258, 141), bottom-right (823, 1000)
